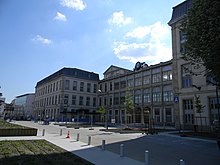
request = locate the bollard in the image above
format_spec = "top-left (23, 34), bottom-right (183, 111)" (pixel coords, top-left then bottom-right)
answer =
top-left (42, 129), bottom-right (45, 136)
top-left (145, 150), bottom-right (149, 165)
top-left (88, 136), bottom-right (91, 145)
top-left (120, 144), bottom-right (124, 157)
top-left (76, 133), bottom-right (79, 141)
top-left (60, 129), bottom-right (62, 136)
top-left (180, 159), bottom-right (185, 165)
top-left (102, 140), bottom-right (105, 151)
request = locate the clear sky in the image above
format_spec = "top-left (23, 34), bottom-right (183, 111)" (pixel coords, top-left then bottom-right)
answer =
top-left (0, 0), bottom-right (184, 103)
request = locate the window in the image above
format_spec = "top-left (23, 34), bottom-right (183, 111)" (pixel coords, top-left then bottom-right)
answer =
top-left (135, 78), bottom-right (142, 86)
top-left (53, 83), bottom-right (55, 92)
top-left (209, 97), bottom-right (220, 122)
top-left (127, 79), bottom-right (134, 87)
top-left (163, 71), bottom-right (172, 81)
top-left (80, 82), bottom-right (84, 92)
top-left (86, 97), bottom-right (90, 106)
top-left (72, 95), bottom-right (76, 105)
top-left (79, 96), bottom-right (83, 105)
top-left (179, 31), bottom-right (186, 54)
top-left (182, 64), bottom-right (192, 88)
top-left (63, 94), bottom-right (69, 105)
top-left (143, 76), bottom-right (151, 85)
top-left (56, 81), bottom-right (59, 91)
top-left (93, 84), bottom-right (97, 93)
top-left (163, 91), bottom-right (173, 102)
top-left (93, 97), bottom-right (96, 107)
top-left (143, 89), bottom-right (151, 103)
top-left (183, 99), bottom-right (194, 124)
top-left (114, 93), bottom-right (119, 105)
top-left (110, 82), bottom-right (113, 91)
top-left (104, 83), bottom-right (107, 92)
top-left (55, 95), bottom-right (57, 105)
top-left (65, 80), bottom-right (70, 90)
top-left (135, 90), bottom-right (141, 104)
top-left (87, 83), bottom-right (91, 92)
top-left (114, 82), bottom-right (119, 90)
top-left (120, 81), bottom-right (126, 89)
top-left (165, 108), bottom-right (172, 123)
top-left (152, 73), bottom-right (161, 83)
top-left (73, 81), bottom-right (77, 91)
top-left (153, 92), bottom-right (161, 102)
top-left (120, 92), bottom-right (125, 105)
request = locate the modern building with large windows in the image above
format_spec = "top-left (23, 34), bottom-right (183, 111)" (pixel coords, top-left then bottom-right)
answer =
top-left (13, 93), bottom-right (35, 120)
top-left (34, 67), bottom-right (99, 122)
top-left (168, 0), bottom-right (218, 131)
top-left (98, 60), bottom-right (174, 126)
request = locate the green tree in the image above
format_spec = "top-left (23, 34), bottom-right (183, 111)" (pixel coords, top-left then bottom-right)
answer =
top-left (97, 106), bottom-right (106, 122)
top-left (124, 87), bottom-right (134, 126)
top-left (194, 95), bottom-right (205, 132)
top-left (182, 0), bottom-right (220, 82)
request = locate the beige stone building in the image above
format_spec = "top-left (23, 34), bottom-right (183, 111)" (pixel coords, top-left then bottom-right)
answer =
top-left (98, 61), bottom-right (174, 126)
top-left (168, 0), bottom-right (218, 131)
top-left (34, 68), bottom-right (99, 122)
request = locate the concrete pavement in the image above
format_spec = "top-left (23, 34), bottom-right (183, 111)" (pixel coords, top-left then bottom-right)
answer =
top-left (1, 121), bottom-right (144, 165)
top-left (2, 121), bottom-right (220, 165)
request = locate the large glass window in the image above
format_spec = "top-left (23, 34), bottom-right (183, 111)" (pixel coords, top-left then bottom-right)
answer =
top-left (143, 76), bottom-right (151, 85)
top-left (163, 91), bottom-right (173, 102)
top-left (114, 93), bottom-right (119, 105)
top-left (209, 97), bottom-right (220, 122)
top-left (120, 81), bottom-right (126, 89)
top-left (153, 92), bottom-right (161, 102)
top-left (135, 90), bottom-right (141, 104)
top-left (143, 89), bottom-right (151, 103)
top-left (127, 79), bottom-right (134, 87)
top-left (152, 73), bottom-right (161, 83)
top-left (135, 78), bottom-right (142, 86)
top-left (163, 71), bottom-right (172, 81)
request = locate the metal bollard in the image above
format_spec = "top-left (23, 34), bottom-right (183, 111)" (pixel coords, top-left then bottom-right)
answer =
top-left (180, 159), bottom-right (185, 165)
top-left (60, 129), bottom-right (62, 136)
top-left (77, 133), bottom-right (79, 141)
top-left (120, 144), bottom-right (124, 157)
top-left (145, 150), bottom-right (149, 165)
top-left (102, 140), bottom-right (105, 151)
top-left (42, 129), bottom-right (45, 136)
top-left (88, 136), bottom-right (91, 145)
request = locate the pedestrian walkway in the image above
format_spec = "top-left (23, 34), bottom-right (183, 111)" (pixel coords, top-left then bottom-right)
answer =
top-left (0, 122), bottom-right (144, 165)
top-left (44, 132), bottom-right (143, 165)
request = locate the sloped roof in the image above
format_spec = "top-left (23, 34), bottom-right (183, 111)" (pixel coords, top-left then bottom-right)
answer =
top-left (168, 0), bottom-right (192, 25)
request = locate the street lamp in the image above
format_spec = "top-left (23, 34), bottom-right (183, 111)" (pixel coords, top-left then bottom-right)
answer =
top-left (98, 90), bottom-right (109, 130)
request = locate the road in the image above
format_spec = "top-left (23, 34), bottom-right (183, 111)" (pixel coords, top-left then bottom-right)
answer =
top-left (14, 121), bottom-right (220, 165)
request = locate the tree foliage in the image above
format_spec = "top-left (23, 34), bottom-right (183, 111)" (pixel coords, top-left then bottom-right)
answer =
top-left (97, 106), bottom-right (106, 115)
top-left (182, 0), bottom-right (220, 83)
top-left (124, 87), bottom-right (134, 115)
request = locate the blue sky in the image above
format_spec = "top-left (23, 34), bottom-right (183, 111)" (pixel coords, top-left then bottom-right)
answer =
top-left (0, 0), bottom-right (184, 102)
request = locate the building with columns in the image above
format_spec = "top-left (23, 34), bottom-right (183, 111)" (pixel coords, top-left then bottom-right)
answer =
top-left (168, 0), bottom-right (218, 131)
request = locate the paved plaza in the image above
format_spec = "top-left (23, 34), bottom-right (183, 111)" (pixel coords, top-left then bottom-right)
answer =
top-left (1, 121), bottom-right (220, 165)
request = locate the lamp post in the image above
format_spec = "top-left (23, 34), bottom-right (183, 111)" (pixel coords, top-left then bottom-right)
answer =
top-left (98, 90), bottom-right (109, 130)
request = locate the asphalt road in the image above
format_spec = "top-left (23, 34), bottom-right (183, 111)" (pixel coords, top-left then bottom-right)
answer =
top-left (14, 121), bottom-right (220, 165)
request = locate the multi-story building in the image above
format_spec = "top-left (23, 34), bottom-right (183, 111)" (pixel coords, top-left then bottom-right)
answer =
top-left (98, 61), bottom-right (174, 126)
top-left (13, 93), bottom-right (35, 120)
top-left (0, 92), bottom-right (6, 118)
top-left (168, 0), bottom-right (218, 131)
top-left (34, 67), bottom-right (99, 122)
